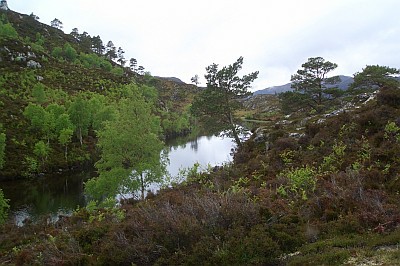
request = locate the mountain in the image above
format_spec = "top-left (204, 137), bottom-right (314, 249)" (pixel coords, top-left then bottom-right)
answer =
top-left (254, 75), bottom-right (354, 95)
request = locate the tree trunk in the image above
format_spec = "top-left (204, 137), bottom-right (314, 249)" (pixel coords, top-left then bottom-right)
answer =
top-left (140, 172), bottom-right (145, 201)
top-left (79, 127), bottom-right (83, 146)
top-left (229, 111), bottom-right (242, 148)
top-left (64, 145), bottom-right (68, 162)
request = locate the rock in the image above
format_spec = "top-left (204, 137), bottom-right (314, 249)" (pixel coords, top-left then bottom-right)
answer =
top-left (36, 76), bottom-right (44, 81)
top-left (316, 118), bottom-right (326, 124)
top-left (0, 0), bottom-right (8, 11)
top-left (27, 60), bottom-right (42, 69)
top-left (289, 132), bottom-right (304, 138)
top-left (276, 120), bottom-right (290, 125)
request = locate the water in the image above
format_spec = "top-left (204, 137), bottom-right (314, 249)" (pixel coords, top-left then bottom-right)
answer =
top-left (0, 133), bottom-right (236, 225)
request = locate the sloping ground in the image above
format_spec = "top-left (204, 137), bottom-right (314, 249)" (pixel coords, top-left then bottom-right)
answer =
top-left (1, 86), bottom-right (399, 265)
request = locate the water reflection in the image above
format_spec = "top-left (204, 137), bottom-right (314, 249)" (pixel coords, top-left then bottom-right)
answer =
top-left (0, 132), bottom-right (240, 224)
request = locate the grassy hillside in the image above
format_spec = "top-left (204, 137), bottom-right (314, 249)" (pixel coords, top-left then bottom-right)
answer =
top-left (0, 9), bottom-right (198, 179)
top-left (1, 83), bottom-right (400, 265)
top-left (1, 8), bottom-right (400, 266)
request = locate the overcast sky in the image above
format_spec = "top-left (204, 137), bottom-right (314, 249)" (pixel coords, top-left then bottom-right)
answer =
top-left (9, 0), bottom-right (400, 91)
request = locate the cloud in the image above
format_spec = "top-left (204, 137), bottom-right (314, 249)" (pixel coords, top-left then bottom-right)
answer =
top-left (10, 0), bottom-right (400, 91)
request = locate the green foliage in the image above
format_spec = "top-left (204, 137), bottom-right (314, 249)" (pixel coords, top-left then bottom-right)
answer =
top-left (23, 103), bottom-right (47, 130)
top-left (31, 83), bottom-right (47, 104)
top-left (110, 66), bottom-right (124, 76)
top-left (290, 57), bottom-right (341, 113)
top-left (85, 84), bottom-right (165, 201)
top-left (51, 46), bottom-right (63, 59)
top-left (33, 140), bottom-right (50, 163)
top-left (0, 19), bottom-right (19, 40)
top-left (278, 165), bottom-right (317, 200)
top-left (279, 91), bottom-right (310, 114)
top-left (0, 188), bottom-right (9, 224)
top-left (351, 65), bottom-right (400, 91)
top-left (0, 132), bottom-right (5, 169)
top-left (68, 95), bottom-right (91, 145)
top-left (384, 121), bottom-right (400, 142)
top-left (319, 141), bottom-right (347, 174)
top-left (191, 56), bottom-right (258, 147)
top-left (63, 43), bottom-right (77, 62)
top-left (79, 52), bottom-right (112, 71)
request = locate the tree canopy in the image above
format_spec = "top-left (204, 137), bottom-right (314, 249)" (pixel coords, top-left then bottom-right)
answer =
top-left (290, 57), bottom-right (343, 113)
top-left (191, 57), bottom-right (258, 147)
top-left (350, 65), bottom-right (400, 91)
top-left (85, 84), bottom-right (166, 201)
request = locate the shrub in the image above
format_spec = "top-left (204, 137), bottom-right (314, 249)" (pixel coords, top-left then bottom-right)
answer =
top-left (0, 188), bottom-right (9, 224)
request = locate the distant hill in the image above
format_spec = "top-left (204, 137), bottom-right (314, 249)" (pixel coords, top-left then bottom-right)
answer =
top-left (156, 76), bottom-right (186, 84)
top-left (254, 75), bottom-right (354, 95)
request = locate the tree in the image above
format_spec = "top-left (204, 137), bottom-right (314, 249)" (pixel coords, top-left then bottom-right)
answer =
top-left (50, 18), bottom-right (63, 30)
top-left (32, 83), bottom-right (47, 104)
top-left (58, 128), bottom-right (73, 161)
top-left (79, 31), bottom-right (92, 53)
top-left (191, 57), bottom-right (258, 147)
top-left (291, 57), bottom-right (342, 113)
top-left (29, 12), bottom-right (40, 21)
top-left (129, 58), bottom-right (137, 72)
top-left (191, 74), bottom-right (200, 86)
top-left (0, 132), bottom-right (5, 169)
top-left (70, 28), bottom-right (79, 40)
top-left (34, 140), bottom-right (51, 165)
top-left (0, 20), bottom-right (18, 39)
top-left (91, 35), bottom-right (105, 55)
top-left (105, 41), bottom-right (117, 61)
top-left (68, 95), bottom-right (91, 146)
top-left (63, 43), bottom-right (77, 62)
top-left (117, 47), bottom-right (126, 66)
top-left (350, 65), bottom-right (400, 91)
top-left (85, 85), bottom-right (165, 201)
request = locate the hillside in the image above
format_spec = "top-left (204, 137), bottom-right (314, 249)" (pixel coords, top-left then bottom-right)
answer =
top-left (1, 7), bottom-right (400, 266)
top-left (0, 9), bottom-right (198, 179)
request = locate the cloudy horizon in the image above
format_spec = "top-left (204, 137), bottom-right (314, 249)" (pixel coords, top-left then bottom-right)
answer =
top-left (8, 0), bottom-right (400, 91)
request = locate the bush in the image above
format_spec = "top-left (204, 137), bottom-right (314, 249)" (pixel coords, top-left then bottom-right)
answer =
top-left (0, 188), bottom-right (9, 224)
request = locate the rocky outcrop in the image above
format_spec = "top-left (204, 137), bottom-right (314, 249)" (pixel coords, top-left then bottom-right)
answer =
top-left (0, 0), bottom-right (8, 11)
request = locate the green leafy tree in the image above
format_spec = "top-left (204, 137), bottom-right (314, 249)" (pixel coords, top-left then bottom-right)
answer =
top-left (350, 65), bottom-right (400, 91)
top-left (32, 83), bottom-right (47, 104)
top-left (88, 94), bottom-right (116, 131)
top-left (51, 46), bottom-right (63, 59)
top-left (191, 56), bottom-right (258, 147)
top-left (68, 95), bottom-right (91, 146)
top-left (58, 128), bottom-right (73, 161)
top-left (85, 85), bottom-right (165, 201)
top-left (34, 140), bottom-right (51, 164)
top-left (0, 132), bottom-right (5, 169)
top-left (0, 19), bottom-right (19, 39)
top-left (23, 103), bottom-right (47, 132)
top-left (0, 188), bottom-right (9, 225)
top-left (291, 57), bottom-right (342, 113)
top-left (63, 43), bottom-right (77, 62)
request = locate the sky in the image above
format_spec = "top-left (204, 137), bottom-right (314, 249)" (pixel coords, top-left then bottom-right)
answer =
top-left (8, 0), bottom-right (400, 91)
